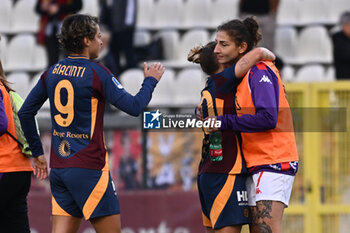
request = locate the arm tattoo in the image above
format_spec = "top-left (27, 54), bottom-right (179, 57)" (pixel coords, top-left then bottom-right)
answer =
top-left (238, 58), bottom-right (249, 69)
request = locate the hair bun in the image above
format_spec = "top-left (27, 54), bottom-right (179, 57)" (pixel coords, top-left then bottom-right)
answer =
top-left (243, 16), bottom-right (262, 46)
top-left (187, 45), bottom-right (203, 63)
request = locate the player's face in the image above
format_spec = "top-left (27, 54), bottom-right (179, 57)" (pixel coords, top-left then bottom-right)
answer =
top-left (89, 25), bottom-right (103, 59)
top-left (214, 31), bottom-right (244, 66)
top-left (343, 22), bottom-right (350, 38)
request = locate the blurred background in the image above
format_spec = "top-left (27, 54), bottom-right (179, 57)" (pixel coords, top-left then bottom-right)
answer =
top-left (1, 0), bottom-right (350, 232)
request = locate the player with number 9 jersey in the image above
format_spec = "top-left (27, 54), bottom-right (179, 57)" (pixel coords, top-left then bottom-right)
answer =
top-left (18, 14), bottom-right (165, 232)
top-left (19, 31), bottom-right (163, 171)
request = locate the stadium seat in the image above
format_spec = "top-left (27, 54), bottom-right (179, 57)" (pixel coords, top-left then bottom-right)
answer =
top-left (30, 71), bottom-right (43, 89)
top-left (281, 65), bottom-right (295, 82)
top-left (134, 30), bottom-right (152, 47)
top-left (119, 68), bottom-right (144, 96)
top-left (277, 0), bottom-right (299, 26)
top-left (178, 29), bottom-right (210, 60)
top-left (0, 35), bottom-right (7, 66)
top-left (297, 26), bottom-right (332, 64)
top-left (274, 26), bottom-right (299, 64)
top-left (210, 31), bottom-right (217, 41)
top-left (79, 0), bottom-right (99, 16)
top-left (11, 0), bottom-right (39, 33)
top-left (6, 34), bottom-right (36, 72)
top-left (295, 64), bottom-right (326, 82)
top-left (30, 71), bottom-right (48, 108)
top-left (329, 0), bottom-right (350, 24)
top-left (29, 71), bottom-right (51, 111)
top-left (0, 0), bottom-right (12, 34)
top-left (329, 25), bottom-right (341, 35)
top-left (6, 72), bottom-right (31, 99)
top-left (163, 29), bottom-right (209, 68)
top-left (117, 68), bottom-right (146, 114)
top-left (136, 0), bottom-right (154, 29)
top-left (298, 0), bottom-right (329, 25)
top-left (182, 0), bottom-right (212, 29)
top-left (153, 0), bottom-right (182, 30)
top-left (33, 45), bottom-right (48, 71)
top-left (325, 66), bottom-right (336, 81)
top-left (181, 29), bottom-right (210, 59)
top-left (173, 68), bottom-right (205, 106)
top-left (153, 30), bottom-right (180, 61)
top-left (149, 69), bottom-right (176, 107)
top-left (210, 0), bottom-right (239, 29)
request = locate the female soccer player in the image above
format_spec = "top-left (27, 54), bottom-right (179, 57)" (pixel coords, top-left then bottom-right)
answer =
top-left (209, 17), bottom-right (299, 233)
top-left (188, 18), bottom-right (276, 233)
top-left (18, 14), bottom-right (165, 233)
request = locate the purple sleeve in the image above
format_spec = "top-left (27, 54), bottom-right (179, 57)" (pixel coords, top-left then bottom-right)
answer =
top-left (217, 68), bottom-right (279, 132)
top-left (0, 90), bottom-right (8, 135)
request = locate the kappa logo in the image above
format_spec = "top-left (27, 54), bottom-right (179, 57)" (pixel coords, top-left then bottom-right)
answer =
top-left (259, 75), bottom-right (272, 84)
top-left (256, 188), bottom-right (262, 194)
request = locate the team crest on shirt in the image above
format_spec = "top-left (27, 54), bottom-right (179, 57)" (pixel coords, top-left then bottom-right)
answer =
top-left (59, 140), bottom-right (71, 157)
top-left (112, 76), bottom-right (123, 89)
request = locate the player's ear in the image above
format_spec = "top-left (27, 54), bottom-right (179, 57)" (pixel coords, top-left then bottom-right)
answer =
top-left (239, 42), bottom-right (248, 54)
top-left (83, 37), bottom-right (90, 47)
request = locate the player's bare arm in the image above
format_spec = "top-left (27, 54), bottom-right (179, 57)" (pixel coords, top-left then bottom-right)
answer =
top-left (235, 47), bottom-right (276, 78)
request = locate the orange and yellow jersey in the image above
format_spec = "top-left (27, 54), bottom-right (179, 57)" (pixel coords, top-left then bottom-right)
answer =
top-left (217, 61), bottom-right (298, 170)
top-left (198, 65), bottom-right (247, 175)
top-left (0, 83), bottom-right (32, 173)
top-left (19, 55), bottom-right (158, 170)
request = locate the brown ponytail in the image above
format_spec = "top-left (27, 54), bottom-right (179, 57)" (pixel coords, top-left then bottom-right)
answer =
top-left (187, 45), bottom-right (203, 64)
top-left (243, 16), bottom-right (262, 48)
top-left (188, 41), bottom-right (219, 76)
